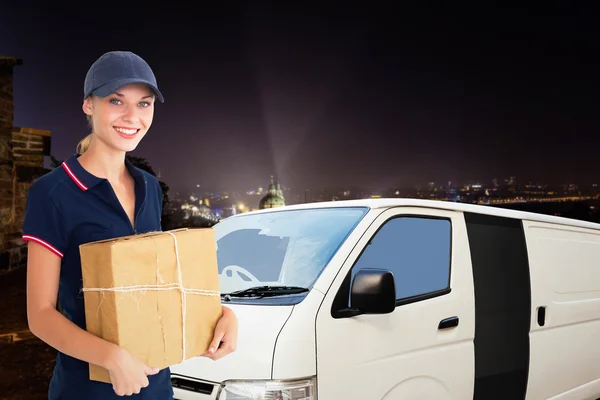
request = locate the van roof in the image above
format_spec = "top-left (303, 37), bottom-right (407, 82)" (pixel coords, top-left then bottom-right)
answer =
top-left (230, 198), bottom-right (600, 231)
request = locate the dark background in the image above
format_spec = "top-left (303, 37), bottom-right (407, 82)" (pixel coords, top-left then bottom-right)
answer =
top-left (1, 3), bottom-right (598, 194)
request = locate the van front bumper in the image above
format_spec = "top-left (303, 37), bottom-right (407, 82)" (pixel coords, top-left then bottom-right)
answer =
top-left (173, 375), bottom-right (317, 400)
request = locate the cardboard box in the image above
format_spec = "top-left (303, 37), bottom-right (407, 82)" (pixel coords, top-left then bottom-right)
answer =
top-left (79, 228), bottom-right (223, 383)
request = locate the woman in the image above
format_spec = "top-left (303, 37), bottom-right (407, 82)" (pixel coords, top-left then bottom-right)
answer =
top-left (22, 51), bottom-right (238, 399)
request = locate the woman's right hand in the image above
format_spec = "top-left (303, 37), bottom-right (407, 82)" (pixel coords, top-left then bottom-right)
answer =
top-left (105, 346), bottom-right (160, 396)
top-left (25, 240), bottom-right (160, 396)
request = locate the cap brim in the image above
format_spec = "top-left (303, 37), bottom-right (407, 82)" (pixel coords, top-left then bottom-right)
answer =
top-left (91, 78), bottom-right (164, 103)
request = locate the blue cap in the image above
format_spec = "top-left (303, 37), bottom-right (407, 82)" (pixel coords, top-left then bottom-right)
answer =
top-left (83, 51), bottom-right (164, 103)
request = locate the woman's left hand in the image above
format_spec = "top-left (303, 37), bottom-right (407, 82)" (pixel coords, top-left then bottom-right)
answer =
top-left (202, 306), bottom-right (238, 361)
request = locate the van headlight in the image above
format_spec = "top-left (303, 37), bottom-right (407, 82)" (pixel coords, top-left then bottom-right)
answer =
top-left (217, 377), bottom-right (316, 399)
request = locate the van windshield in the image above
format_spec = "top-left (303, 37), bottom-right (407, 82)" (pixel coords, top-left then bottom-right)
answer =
top-left (214, 206), bottom-right (368, 303)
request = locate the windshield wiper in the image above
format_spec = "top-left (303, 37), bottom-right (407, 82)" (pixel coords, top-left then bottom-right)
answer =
top-left (221, 285), bottom-right (309, 300)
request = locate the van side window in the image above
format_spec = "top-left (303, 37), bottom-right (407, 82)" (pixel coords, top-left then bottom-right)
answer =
top-left (351, 216), bottom-right (452, 301)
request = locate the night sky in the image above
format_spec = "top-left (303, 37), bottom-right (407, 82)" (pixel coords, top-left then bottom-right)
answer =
top-left (1, 4), bottom-right (598, 193)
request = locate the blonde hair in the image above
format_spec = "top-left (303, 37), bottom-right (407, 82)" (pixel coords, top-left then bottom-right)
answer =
top-left (75, 109), bottom-right (94, 154)
top-left (77, 111), bottom-right (94, 154)
top-left (77, 133), bottom-right (93, 154)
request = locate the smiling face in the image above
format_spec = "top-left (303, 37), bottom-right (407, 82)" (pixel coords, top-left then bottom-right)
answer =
top-left (82, 83), bottom-right (155, 153)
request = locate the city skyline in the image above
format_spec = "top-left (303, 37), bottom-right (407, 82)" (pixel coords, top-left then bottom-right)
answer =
top-left (172, 173), bottom-right (600, 209)
top-left (171, 174), bottom-right (599, 199)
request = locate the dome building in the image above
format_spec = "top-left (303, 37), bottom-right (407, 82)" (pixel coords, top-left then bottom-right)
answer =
top-left (259, 176), bottom-right (286, 210)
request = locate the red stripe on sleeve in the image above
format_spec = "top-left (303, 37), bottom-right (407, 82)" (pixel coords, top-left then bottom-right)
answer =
top-left (22, 235), bottom-right (64, 258)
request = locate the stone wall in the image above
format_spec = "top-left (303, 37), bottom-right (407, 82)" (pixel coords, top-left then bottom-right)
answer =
top-left (0, 57), bottom-right (21, 236)
top-left (0, 57), bottom-right (21, 272)
top-left (0, 56), bottom-right (52, 272)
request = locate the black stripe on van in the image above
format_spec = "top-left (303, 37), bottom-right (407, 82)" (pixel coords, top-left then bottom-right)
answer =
top-left (464, 212), bottom-right (531, 400)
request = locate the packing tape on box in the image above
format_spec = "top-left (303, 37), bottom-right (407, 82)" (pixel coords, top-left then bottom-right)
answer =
top-left (81, 231), bottom-right (221, 361)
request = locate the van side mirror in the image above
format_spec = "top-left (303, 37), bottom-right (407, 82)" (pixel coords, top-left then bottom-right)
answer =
top-left (350, 269), bottom-right (396, 314)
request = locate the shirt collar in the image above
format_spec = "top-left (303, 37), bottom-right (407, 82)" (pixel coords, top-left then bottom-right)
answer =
top-left (61, 153), bottom-right (144, 191)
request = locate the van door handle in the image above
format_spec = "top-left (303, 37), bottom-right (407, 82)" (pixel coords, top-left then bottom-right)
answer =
top-left (537, 306), bottom-right (546, 326)
top-left (438, 316), bottom-right (459, 330)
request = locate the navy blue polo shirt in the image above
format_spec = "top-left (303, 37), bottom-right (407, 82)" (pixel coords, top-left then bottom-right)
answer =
top-left (22, 153), bottom-right (173, 400)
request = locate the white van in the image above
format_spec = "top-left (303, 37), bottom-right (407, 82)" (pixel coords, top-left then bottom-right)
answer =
top-left (170, 198), bottom-right (600, 400)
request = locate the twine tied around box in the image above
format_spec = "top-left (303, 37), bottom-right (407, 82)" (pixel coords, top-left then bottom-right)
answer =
top-left (81, 231), bottom-right (221, 362)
